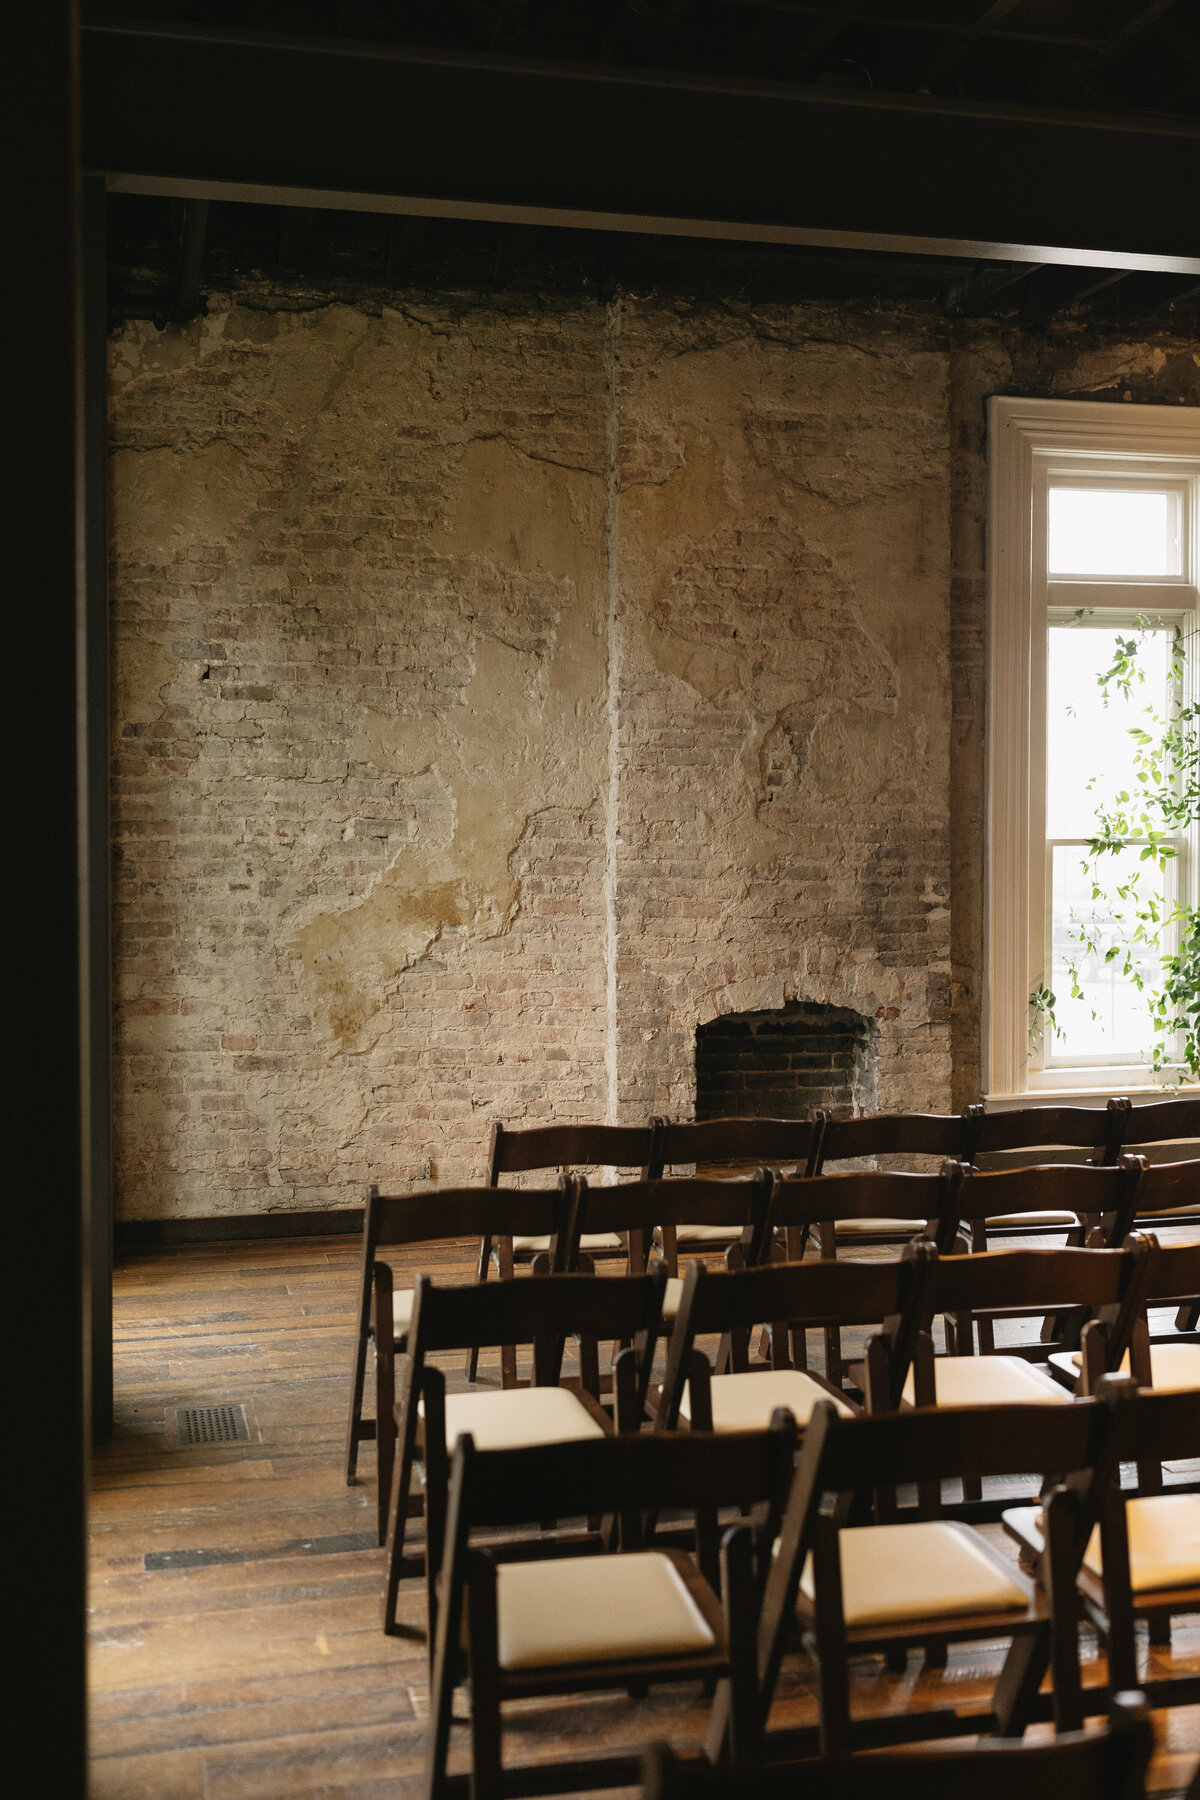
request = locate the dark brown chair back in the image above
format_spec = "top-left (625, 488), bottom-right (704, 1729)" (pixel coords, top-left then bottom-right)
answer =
top-left (767, 1168), bottom-right (948, 1238)
top-left (646, 1115), bottom-right (817, 1178)
top-left (936, 1159), bottom-right (1142, 1251)
top-left (641, 1695), bottom-right (1153, 1800)
top-left (1122, 1096), bottom-right (1200, 1161)
top-left (487, 1119), bottom-right (656, 1181)
top-left (658, 1239), bottom-right (937, 1426)
top-left (569, 1172), bottom-right (774, 1274)
top-left (811, 1108), bottom-right (980, 1175)
top-left (971, 1098), bottom-right (1130, 1166)
top-left (1128, 1155), bottom-right (1200, 1225)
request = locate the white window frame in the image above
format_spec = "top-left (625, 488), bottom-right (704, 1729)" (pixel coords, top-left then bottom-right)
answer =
top-left (986, 395), bottom-right (1200, 1103)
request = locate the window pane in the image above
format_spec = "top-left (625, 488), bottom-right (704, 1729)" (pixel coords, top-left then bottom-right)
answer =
top-left (1046, 625), bottom-right (1172, 840)
top-left (1047, 486), bottom-right (1180, 576)
top-left (1048, 844), bottom-right (1164, 1062)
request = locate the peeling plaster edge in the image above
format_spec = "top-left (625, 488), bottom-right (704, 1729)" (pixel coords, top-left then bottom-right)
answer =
top-left (604, 294), bottom-right (623, 1126)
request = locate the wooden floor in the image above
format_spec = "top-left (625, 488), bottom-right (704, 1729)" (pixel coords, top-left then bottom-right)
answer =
top-left (91, 1234), bottom-right (1200, 1800)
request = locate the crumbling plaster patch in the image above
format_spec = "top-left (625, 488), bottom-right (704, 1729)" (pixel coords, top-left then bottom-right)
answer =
top-left (288, 436), bottom-right (607, 1051)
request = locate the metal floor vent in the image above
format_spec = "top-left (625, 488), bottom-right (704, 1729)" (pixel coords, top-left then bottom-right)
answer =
top-left (176, 1404), bottom-right (250, 1446)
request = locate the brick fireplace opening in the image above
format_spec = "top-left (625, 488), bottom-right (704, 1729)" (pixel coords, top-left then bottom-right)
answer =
top-left (695, 1001), bottom-right (876, 1124)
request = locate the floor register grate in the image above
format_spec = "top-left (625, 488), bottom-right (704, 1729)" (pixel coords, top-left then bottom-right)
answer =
top-left (175, 1403), bottom-right (251, 1445)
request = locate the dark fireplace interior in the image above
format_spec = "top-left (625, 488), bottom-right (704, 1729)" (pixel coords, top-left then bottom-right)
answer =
top-left (695, 1001), bottom-right (876, 1124)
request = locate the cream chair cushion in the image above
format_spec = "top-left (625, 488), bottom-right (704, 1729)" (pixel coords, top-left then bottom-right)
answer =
top-left (662, 1277), bottom-right (685, 1321)
top-left (421, 1385), bottom-right (607, 1453)
top-left (1083, 1494), bottom-right (1200, 1591)
top-left (675, 1223), bottom-right (742, 1244)
top-left (827, 1218), bottom-right (929, 1237)
top-left (391, 1287), bottom-right (414, 1336)
top-left (681, 1368), bottom-right (855, 1432)
top-left (903, 1354), bottom-right (1070, 1408)
top-left (511, 1232), bottom-right (622, 1253)
top-left (800, 1520), bottom-right (1029, 1627)
top-left (495, 1550), bottom-right (716, 1670)
top-left (1005, 1495), bottom-right (1200, 1593)
top-left (984, 1211), bottom-right (1079, 1228)
top-left (1048, 1344), bottom-right (1200, 1393)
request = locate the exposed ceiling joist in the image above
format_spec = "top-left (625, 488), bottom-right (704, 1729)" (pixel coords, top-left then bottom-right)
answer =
top-left (82, 19), bottom-right (1200, 275)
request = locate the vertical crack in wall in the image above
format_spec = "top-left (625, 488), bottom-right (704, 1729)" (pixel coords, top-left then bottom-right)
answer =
top-left (604, 295), bottom-right (624, 1123)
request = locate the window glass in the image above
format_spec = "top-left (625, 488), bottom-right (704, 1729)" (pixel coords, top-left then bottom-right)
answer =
top-left (1047, 486), bottom-right (1180, 577)
top-left (1046, 625), bottom-right (1172, 839)
top-left (1048, 844), bottom-right (1164, 1061)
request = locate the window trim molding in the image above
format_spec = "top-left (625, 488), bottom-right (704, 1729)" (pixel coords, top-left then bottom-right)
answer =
top-left (985, 395), bottom-right (1200, 1101)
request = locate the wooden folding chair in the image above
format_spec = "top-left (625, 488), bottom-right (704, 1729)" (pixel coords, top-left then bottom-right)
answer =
top-left (656, 1240), bottom-right (937, 1436)
top-left (344, 1180), bottom-right (572, 1502)
top-left (471, 1120), bottom-right (658, 1384)
top-left (568, 1171), bottom-right (775, 1335)
top-left (765, 1168), bottom-right (950, 1383)
top-left (807, 1106), bottom-right (981, 1178)
top-left (1122, 1096), bottom-right (1200, 1179)
top-left (971, 1099), bottom-right (1131, 1172)
top-left (426, 1416), bottom-right (799, 1800)
top-left (935, 1158), bottom-right (1143, 1351)
top-left (1126, 1156), bottom-right (1200, 1330)
top-left (1004, 1379), bottom-right (1200, 1715)
top-left (382, 1268), bottom-right (666, 1635)
top-left (744, 1387), bottom-right (1129, 1757)
top-left (645, 1117), bottom-right (818, 1271)
top-left (1046, 1238), bottom-right (1200, 1493)
top-left (909, 1242), bottom-right (1152, 1401)
top-left (641, 1692), bottom-right (1153, 1800)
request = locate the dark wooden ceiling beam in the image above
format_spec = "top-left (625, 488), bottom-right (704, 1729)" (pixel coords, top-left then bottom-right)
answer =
top-left (83, 18), bottom-right (1200, 273)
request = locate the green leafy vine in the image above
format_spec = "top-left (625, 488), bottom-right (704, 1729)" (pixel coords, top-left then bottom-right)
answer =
top-left (1052, 616), bottom-right (1200, 1082)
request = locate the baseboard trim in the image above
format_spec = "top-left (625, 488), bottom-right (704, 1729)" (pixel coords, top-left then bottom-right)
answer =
top-left (115, 1209), bottom-right (364, 1249)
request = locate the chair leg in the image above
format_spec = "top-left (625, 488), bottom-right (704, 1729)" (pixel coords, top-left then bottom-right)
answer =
top-left (376, 1344), bottom-right (397, 1547)
top-left (991, 1628), bottom-right (1051, 1738)
top-left (1147, 1608), bottom-right (1172, 1648)
top-left (1175, 1301), bottom-right (1199, 1332)
top-left (496, 1237), bottom-right (519, 1390)
top-left (466, 1236), bottom-right (492, 1383)
top-left (345, 1323), bottom-right (371, 1485)
top-left (424, 1549), bottom-right (463, 1800)
top-left (383, 1398), bottom-right (422, 1634)
top-left (466, 1555), bottom-right (504, 1800)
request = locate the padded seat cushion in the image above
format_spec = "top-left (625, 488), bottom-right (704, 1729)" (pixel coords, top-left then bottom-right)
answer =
top-left (674, 1223), bottom-right (743, 1244)
top-left (1048, 1343), bottom-right (1200, 1393)
top-left (903, 1354), bottom-right (1070, 1408)
top-left (985, 1211), bottom-right (1079, 1228)
top-left (800, 1520), bottom-right (1029, 1627)
top-left (421, 1385), bottom-right (607, 1453)
top-left (1006, 1496), bottom-right (1200, 1594)
top-left (495, 1550), bottom-right (717, 1670)
top-left (681, 1368), bottom-right (855, 1432)
top-left (1084, 1494), bottom-right (1200, 1591)
top-left (827, 1218), bottom-right (929, 1237)
top-left (391, 1287), bottom-right (414, 1335)
top-left (511, 1232), bottom-right (622, 1254)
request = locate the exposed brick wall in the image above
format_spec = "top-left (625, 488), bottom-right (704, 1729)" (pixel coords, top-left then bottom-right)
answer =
top-left (695, 1003), bottom-right (876, 1122)
top-left (108, 286), bottom-right (1200, 1219)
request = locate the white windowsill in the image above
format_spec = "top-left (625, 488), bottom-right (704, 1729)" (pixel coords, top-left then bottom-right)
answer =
top-left (985, 1083), bottom-right (1200, 1110)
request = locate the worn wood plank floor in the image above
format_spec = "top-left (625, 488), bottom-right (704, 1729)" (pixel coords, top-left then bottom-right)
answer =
top-left (91, 1234), bottom-right (1200, 1799)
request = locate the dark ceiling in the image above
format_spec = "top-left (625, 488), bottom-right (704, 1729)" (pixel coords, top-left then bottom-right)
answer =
top-left (98, 0), bottom-right (1200, 327)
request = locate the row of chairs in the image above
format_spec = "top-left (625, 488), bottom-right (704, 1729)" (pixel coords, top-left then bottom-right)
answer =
top-left (423, 1374), bottom-right (1199, 1798)
top-left (472, 1102), bottom-right (1200, 1377)
top-left (483, 1095), bottom-right (1200, 1188)
top-left (378, 1231), bottom-right (1199, 1605)
top-left (347, 1152), bottom-right (1199, 1494)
